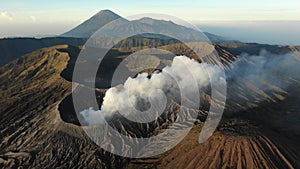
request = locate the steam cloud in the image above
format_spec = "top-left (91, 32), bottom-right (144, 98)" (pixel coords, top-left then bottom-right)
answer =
top-left (80, 55), bottom-right (225, 125)
top-left (226, 50), bottom-right (300, 112)
top-left (80, 50), bottom-right (300, 125)
top-left (228, 50), bottom-right (300, 87)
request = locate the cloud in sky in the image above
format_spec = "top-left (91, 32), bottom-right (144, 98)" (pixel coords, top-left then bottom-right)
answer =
top-left (0, 11), bottom-right (13, 21)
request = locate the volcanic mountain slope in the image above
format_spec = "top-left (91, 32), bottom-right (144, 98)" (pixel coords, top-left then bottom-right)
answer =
top-left (0, 45), bottom-right (129, 168)
top-left (0, 43), bottom-right (207, 168)
top-left (127, 85), bottom-right (300, 168)
top-left (1, 42), bottom-right (300, 169)
top-left (0, 43), bottom-right (214, 168)
top-left (128, 73), bottom-right (300, 169)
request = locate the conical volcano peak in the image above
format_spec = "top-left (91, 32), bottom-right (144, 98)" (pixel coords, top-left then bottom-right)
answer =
top-left (61, 9), bottom-right (122, 37)
top-left (95, 9), bottom-right (121, 18)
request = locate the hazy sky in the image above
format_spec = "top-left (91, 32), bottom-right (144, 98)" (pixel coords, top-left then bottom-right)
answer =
top-left (1, 0), bottom-right (300, 45)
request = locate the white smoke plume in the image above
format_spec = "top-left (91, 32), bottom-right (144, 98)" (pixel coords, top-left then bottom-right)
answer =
top-left (226, 50), bottom-right (300, 112)
top-left (228, 50), bottom-right (300, 87)
top-left (80, 55), bottom-right (225, 125)
top-left (80, 50), bottom-right (300, 125)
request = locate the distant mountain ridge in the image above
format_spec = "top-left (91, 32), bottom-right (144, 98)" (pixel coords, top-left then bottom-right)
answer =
top-left (62, 10), bottom-right (121, 38)
top-left (1, 9), bottom-right (299, 67)
top-left (61, 10), bottom-right (220, 43)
